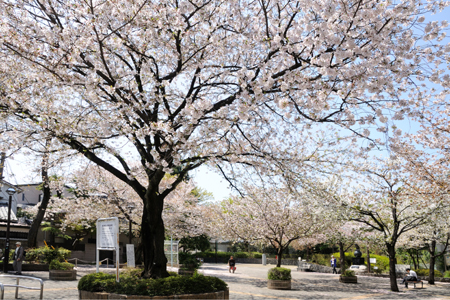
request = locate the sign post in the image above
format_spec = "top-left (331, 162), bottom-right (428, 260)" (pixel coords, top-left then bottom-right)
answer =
top-left (96, 217), bottom-right (120, 282)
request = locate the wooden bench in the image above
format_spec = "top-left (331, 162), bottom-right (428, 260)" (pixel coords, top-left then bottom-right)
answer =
top-left (407, 280), bottom-right (423, 288)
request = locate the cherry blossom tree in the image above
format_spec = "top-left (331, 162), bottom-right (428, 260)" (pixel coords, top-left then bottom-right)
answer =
top-left (398, 206), bottom-right (450, 284)
top-left (1, 0), bottom-right (449, 278)
top-left (211, 184), bottom-right (330, 267)
top-left (32, 166), bottom-right (209, 241)
top-left (325, 157), bottom-right (448, 291)
top-left (324, 221), bottom-right (373, 270)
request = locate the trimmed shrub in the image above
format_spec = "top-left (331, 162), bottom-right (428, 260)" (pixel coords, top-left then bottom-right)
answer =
top-left (178, 252), bottom-right (200, 270)
top-left (415, 269), bottom-right (443, 277)
top-left (341, 270), bottom-right (356, 277)
top-left (234, 252), bottom-right (249, 258)
top-left (444, 271), bottom-right (450, 278)
top-left (332, 252), bottom-right (390, 272)
top-left (26, 247), bottom-right (71, 264)
top-left (267, 267), bottom-right (291, 280)
top-left (78, 272), bottom-right (227, 296)
top-left (49, 259), bottom-right (74, 270)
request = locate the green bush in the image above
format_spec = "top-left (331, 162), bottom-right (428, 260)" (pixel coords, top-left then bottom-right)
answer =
top-left (332, 252), bottom-right (390, 272)
top-left (341, 270), bottom-right (356, 277)
top-left (49, 259), bottom-right (74, 270)
top-left (444, 271), bottom-right (450, 278)
top-left (415, 269), bottom-right (443, 277)
top-left (195, 251), bottom-right (264, 259)
top-left (26, 246), bottom-right (71, 264)
top-left (78, 272), bottom-right (227, 296)
top-left (311, 254), bottom-right (331, 266)
top-left (267, 267), bottom-right (291, 280)
top-left (234, 252), bottom-right (249, 258)
top-left (178, 252), bottom-right (200, 270)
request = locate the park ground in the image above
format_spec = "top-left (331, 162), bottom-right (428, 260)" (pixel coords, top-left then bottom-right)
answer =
top-left (0, 263), bottom-right (449, 299)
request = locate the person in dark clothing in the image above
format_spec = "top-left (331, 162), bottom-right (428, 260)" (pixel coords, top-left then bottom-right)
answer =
top-left (330, 255), bottom-right (337, 274)
top-left (228, 256), bottom-right (236, 273)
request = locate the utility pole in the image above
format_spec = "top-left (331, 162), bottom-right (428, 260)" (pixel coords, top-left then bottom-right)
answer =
top-left (0, 152), bottom-right (5, 181)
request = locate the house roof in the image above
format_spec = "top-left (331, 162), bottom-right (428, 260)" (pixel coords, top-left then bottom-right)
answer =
top-left (0, 205), bottom-right (18, 222)
top-left (0, 179), bottom-right (24, 193)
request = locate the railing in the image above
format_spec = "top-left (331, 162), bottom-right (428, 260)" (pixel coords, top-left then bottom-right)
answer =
top-left (67, 257), bottom-right (115, 269)
top-left (0, 274), bottom-right (44, 299)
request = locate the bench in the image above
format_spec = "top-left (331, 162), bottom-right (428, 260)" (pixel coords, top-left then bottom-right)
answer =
top-left (407, 280), bottom-right (423, 288)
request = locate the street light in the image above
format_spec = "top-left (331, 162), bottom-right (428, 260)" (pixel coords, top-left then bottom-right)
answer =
top-left (3, 187), bottom-right (16, 273)
top-left (127, 204), bottom-right (135, 245)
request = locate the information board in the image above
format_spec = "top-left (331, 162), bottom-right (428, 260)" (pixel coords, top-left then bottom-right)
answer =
top-left (96, 217), bottom-right (120, 282)
top-left (99, 221), bottom-right (116, 249)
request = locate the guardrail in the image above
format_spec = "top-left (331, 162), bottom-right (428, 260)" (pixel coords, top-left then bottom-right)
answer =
top-left (0, 274), bottom-right (44, 299)
top-left (67, 257), bottom-right (115, 268)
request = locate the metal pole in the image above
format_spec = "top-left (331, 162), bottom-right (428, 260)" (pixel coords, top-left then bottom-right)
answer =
top-left (15, 277), bottom-right (19, 299)
top-left (171, 237), bottom-right (173, 268)
top-left (3, 189), bottom-right (15, 274)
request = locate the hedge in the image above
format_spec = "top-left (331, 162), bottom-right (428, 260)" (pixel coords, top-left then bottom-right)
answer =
top-left (332, 252), bottom-right (390, 272)
top-left (268, 267), bottom-right (291, 280)
top-left (415, 269), bottom-right (443, 277)
top-left (78, 271), bottom-right (228, 297)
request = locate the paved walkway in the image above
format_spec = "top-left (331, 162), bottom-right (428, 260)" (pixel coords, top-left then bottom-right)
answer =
top-left (0, 264), bottom-right (449, 299)
top-left (202, 263), bottom-right (450, 300)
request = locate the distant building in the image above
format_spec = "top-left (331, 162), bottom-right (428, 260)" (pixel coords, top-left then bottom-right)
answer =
top-left (0, 179), bottom-right (29, 246)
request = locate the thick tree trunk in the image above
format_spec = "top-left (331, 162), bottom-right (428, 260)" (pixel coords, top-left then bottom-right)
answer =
top-left (140, 192), bottom-right (169, 279)
top-left (27, 150), bottom-right (51, 248)
top-left (276, 247), bottom-right (283, 267)
top-left (429, 241), bottom-right (436, 285)
top-left (386, 243), bottom-right (399, 292)
top-left (339, 241), bottom-right (346, 271)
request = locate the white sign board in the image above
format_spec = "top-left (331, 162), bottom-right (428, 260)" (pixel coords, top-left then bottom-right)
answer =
top-left (370, 258), bottom-right (377, 264)
top-left (126, 244), bottom-right (135, 268)
top-left (96, 217), bottom-right (120, 282)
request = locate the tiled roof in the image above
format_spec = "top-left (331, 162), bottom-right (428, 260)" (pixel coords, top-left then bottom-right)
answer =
top-left (0, 205), bottom-right (18, 222)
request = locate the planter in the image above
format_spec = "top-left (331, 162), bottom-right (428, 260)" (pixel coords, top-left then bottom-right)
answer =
top-left (339, 275), bottom-right (357, 283)
top-left (79, 288), bottom-right (229, 299)
top-left (178, 269), bottom-right (196, 276)
top-left (49, 269), bottom-right (77, 281)
top-left (267, 279), bottom-right (291, 290)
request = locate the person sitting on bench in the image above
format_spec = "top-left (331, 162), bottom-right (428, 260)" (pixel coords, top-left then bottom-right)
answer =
top-left (401, 268), bottom-right (418, 288)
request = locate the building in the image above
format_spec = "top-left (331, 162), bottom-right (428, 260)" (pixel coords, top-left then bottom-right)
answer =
top-left (0, 179), bottom-right (29, 249)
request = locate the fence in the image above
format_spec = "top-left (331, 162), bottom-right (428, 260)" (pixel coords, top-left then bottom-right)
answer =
top-left (0, 274), bottom-right (44, 299)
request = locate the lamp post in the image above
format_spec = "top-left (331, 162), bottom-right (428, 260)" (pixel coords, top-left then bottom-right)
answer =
top-left (127, 204), bottom-right (135, 245)
top-left (3, 187), bottom-right (16, 273)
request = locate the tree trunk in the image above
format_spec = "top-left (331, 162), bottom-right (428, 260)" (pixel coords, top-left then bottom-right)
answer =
top-left (386, 243), bottom-right (399, 292)
top-left (429, 240), bottom-right (436, 285)
top-left (140, 192), bottom-right (169, 279)
top-left (276, 247), bottom-right (283, 267)
top-left (27, 149), bottom-right (51, 248)
top-left (339, 241), bottom-right (346, 271)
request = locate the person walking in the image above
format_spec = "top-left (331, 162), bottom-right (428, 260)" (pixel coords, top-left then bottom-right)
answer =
top-left (13, 242), bottom-right (24, 275)
top-left (330, 255), bottom-right (338, 274)
top-left (401, 268), bottom-right (418, 288)
top-left (228, 256), bottom-right (236, 273)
